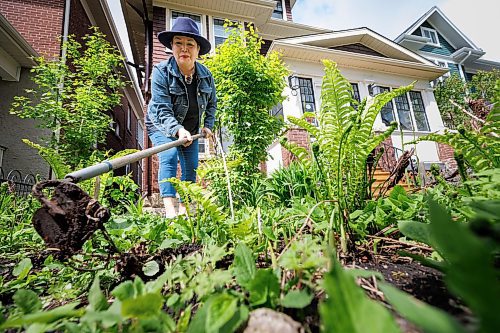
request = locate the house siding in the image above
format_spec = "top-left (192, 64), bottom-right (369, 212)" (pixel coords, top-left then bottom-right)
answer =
top-left (447, 63), bottom-right (460, 76)
top-left (0, 0), bottom-right (65, 58)
top-left (413, 21), bottom-right (456, 56)
top-left (330, 43), bottom-right (387, 57)
top-left (0, 68), bottom-right (51, 178)
top-left (153, 6), bottom-right (169, 64)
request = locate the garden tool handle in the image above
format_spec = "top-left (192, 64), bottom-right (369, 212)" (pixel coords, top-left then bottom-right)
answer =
top-left (64, 133), bottom-right (204, 183)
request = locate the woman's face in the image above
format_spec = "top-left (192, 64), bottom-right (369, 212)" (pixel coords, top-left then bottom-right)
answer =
top-left (172, 35), bottom-right (200, 69)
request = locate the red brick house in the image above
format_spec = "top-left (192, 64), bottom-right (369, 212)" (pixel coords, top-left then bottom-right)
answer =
top-left (0, 0), bottom-right (144, 184)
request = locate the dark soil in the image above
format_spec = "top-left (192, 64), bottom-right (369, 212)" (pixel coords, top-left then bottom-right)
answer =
top-left (343, 247), bottom-right (474, 333)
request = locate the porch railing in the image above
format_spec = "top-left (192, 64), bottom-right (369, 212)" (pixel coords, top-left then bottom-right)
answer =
top-left (372, 142), bottom-right (419, 187)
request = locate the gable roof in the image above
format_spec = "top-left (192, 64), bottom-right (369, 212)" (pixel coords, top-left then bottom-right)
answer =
top-left (395, 6), bottom-right (481, 51)
top-left (270, 27), bottom-right (447, 80)
top-left (277, 27), bottom-right (437, 65)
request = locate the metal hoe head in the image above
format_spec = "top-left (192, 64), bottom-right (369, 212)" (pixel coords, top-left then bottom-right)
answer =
top-left (32, 180), bottom-right (110, 255)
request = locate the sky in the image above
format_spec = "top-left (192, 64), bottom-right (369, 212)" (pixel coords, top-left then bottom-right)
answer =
top-left (292, 0), bottom-right (500, 61)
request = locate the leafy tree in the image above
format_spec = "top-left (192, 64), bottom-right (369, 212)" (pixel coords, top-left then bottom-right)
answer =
top-left (419, 79), bottom-right (500, 172)
top-left (204, 22), bottom-right (288, 173)
top-left (10, 27), bottom-right (126, 169)
top-left (434, 70), bottom-right (500, 129)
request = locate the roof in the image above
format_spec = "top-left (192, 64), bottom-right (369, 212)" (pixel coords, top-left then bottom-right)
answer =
top-left (0, 13), bottom-right (38, 81)
top-left (270, 27), bottom-right (448, 80)
top-left (395, 6), bottom-right (481, 51)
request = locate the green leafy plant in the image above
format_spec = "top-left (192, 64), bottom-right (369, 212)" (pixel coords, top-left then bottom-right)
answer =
top-left (418, 79), bottom-right (500, 172)
top-left (285, 60), bottom-right (413, 252)
top-left (398, 199), bottom-right (500, 332)
top-left (435, 70), bottom-right (500, 129)
top-left (204, 22), bottom-right (288, 173)
top-left (10, 27), bottom-right (126, 168)
top-left (319, 255), bottom-right (401, 333)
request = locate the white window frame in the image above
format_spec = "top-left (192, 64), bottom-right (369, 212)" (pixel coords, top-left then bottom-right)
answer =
top-left (272, 0), bottom-right (286, 20)
top-left (371, 87), bottom-right (431, 133)
top-left (198, 137), bottom-right (209, 158)
top-left (212, 17), bottom-right (240, 49)
top-left (127, 103), bottom-right (131, 131)
top-left (421, 27), bottom-right (440, 47)
top-left (167, 10), bottom-right (207, 52)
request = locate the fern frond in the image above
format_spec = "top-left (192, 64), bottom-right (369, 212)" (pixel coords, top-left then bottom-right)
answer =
top-left (22, 139), bottom-right (71, 179)
top-left (418, 131), bottom-right (499, 171)
top-left (365, 122), bottom-right (398, 155)
top-left (280, 138), bottom-right (312, 168)
top-left (319, 60), bottom-right (355, 132)
top-left (287, 115), bottom-right (319, 137)
top-left (169, 178), bottom-right (227, 222)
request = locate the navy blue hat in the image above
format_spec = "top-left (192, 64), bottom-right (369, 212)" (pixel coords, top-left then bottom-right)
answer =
top-left (158, 17), bottom-right (211, 55)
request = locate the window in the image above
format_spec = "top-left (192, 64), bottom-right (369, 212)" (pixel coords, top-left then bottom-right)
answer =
top-left (351, 83), bottom-right (361, 103)
top-left (370, 86), bottom-right (431, 132)
top-left (298, 77), bottom-right (316, 113)
top-left (394, 94), bottom-right (414, 131)
top-left (137, 121), bottom-right (144, 150)
top-left (114, 121), bottom-right (121, 137)
top-left (213, 18), bottom-right (238, 48)
top-left (127, 104), bottom-right (131, 131)
top-left (409, 91), bottom-right (430, 131)
top-left (271, 103), bottom-right (284, 120)
top-left (370, 86), bottom-right (396, 126)
top-left (421, 27), bottom-right (440, 46)
top-left (351, 83), bottom-right (361, 109)
top-left (272, 0), bottom-right (284, 19)
top-left (199, 138), bottom-right (208, 155)
top-left (171, 11), bottom-right (202, 31)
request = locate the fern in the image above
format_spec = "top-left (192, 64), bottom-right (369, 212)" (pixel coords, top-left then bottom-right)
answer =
top-left (287, 114), bottom-right (319, 138)
top-left (417, 80), bottom-right (500, 172)
top-left (22, 139), bottom-right (71, 179)
top-left (168, 178), bottom-right (227, 224)
top-left (281, 59), bottom-right (413, 250)
top-left (279, 137), bottom-right (312, 168)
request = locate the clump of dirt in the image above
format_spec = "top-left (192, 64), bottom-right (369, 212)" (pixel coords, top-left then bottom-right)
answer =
top-left (31, 180), bottom-right (110, 254)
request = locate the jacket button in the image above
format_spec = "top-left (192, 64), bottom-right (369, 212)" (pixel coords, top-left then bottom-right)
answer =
top-left (201, 105), bottom-right (204, 108)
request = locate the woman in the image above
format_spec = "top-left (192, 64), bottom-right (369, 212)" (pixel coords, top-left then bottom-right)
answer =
top-left (146, 17), bottom-right (216, 218)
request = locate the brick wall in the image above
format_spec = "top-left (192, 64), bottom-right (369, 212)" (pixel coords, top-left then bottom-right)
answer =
top-left (281, 128), bottom-right (310, 167)
top-left (437, 142), bottom-right (457, 171)
top-left (68, 0), bottom-right (91, 40)
top-left (374, 136), bottom-right (397, 172)
top-left (0, 0), bottom-right (65, 58)
top-left (284, 0), bottom-right (293, 21)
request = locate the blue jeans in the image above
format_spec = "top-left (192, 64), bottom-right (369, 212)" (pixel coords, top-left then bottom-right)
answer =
top-left (148, 131), bottom-right (199, 198)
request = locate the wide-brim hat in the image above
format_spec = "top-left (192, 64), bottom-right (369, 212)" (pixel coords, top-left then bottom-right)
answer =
top-left (158, 17), bottom-right (211, 55)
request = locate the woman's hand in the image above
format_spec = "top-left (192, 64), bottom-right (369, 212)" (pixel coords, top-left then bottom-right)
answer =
top-left (201, 127), bottom-right (213, 138)
top-left (177, 128), bottom-right (192, 147)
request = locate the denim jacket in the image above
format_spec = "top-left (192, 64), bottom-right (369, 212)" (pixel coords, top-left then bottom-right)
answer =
top-left (146, 57), bottom-right (217, 138)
